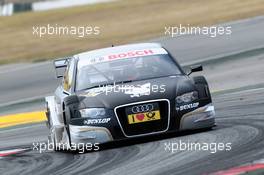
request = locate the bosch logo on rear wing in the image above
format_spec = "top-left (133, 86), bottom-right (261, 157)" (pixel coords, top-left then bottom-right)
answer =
top-left (53, 57), bottom-right (72, 78)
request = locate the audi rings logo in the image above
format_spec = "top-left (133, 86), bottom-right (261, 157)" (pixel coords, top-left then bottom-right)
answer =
top-left (131, 104), bottom-right (154, 113)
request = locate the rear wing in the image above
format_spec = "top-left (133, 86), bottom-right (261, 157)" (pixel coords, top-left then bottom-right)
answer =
top-left (53, 57), bottom-right (71, 78)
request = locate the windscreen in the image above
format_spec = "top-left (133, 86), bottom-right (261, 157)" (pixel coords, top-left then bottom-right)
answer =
top-left (76, 51), bottom-right (182, 91)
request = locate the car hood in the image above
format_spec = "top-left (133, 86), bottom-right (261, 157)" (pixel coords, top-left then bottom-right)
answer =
top-left (77, 75), bottom-right (195, 109)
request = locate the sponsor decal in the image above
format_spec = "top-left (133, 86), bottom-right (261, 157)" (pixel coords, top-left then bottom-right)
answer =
top-left (80, 48), bottom-right (168, 66)
top-left (126, 102), bottom-right (161, 124)
top-left (128, 110), bottom-right (161, 124)
top-left (83, 118), bottom-right (111, 125)
top-left (176, 102), bottom-right (199, 111)
top-left (108, 50), bottom-right (155, 60)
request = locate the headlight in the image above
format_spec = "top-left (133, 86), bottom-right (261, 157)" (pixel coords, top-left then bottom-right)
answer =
top-left (176, 91), bottom-right (198, 103)
top-left (79, 108), bottom-right (106, 118)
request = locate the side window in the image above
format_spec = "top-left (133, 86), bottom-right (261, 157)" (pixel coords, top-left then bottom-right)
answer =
top-left (63, 59), bottom-right (75, 92)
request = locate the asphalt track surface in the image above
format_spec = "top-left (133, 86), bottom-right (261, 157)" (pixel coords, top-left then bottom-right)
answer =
top-left (1, 88), bottom-right (264, 175)
top-left (0, 16), bottom-right (264, 175)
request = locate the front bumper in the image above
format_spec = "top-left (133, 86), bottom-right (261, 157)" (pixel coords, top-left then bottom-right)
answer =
top-left (179, 104), bottom-right (215, 130)
top-left (69, 125), bottom-right (113, 145)
top-left (69, 103), bottom-right (215, 144)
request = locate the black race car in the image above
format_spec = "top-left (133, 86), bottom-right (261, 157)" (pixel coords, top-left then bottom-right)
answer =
top-left (45, 43), bottom-right (215, 151)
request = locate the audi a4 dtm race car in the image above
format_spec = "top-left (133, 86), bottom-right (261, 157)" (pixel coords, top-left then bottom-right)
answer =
top-left (45, 43), bottom-right (215, 151)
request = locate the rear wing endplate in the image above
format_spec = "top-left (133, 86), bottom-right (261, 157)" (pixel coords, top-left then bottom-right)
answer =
top-left (53, 57), bottom-right (71, 78)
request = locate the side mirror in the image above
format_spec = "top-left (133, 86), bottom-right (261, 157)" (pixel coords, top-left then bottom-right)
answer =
top-left (187, 65), bottom-right (203, 75)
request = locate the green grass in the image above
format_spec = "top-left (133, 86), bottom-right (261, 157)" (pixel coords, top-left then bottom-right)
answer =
top-left (0, 0), bottom-right (264, 64)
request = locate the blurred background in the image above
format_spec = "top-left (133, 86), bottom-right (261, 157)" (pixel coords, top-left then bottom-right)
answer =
top-left (0, 0), bottom-right (263, 64)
